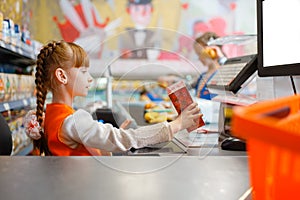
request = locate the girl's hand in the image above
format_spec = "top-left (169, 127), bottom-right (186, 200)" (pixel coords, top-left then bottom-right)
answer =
top-left (120, 119), bottom-right (132, 129)
top-left (169, 103), bottom-right (202, 134)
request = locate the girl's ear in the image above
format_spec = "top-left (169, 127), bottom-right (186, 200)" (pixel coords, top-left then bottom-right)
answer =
top-left (55, 68), bottom-right (68, 84)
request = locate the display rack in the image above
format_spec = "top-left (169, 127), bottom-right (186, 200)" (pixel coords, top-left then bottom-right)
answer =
top-left (0, 39), bottom-right (36, 67)
top-left (0, 97), bottom-right (35, 112)
top-left (0, 39), bottom-right (36, 155)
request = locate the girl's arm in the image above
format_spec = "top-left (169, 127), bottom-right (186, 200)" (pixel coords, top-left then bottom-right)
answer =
top-left (59, 103), bottom-right (200, 152)
top-left (59, 109), bottom-right (174, 152)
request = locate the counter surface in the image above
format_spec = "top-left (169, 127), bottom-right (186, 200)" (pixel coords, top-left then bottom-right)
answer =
top-left (0, 156), bottom-right (250, 200)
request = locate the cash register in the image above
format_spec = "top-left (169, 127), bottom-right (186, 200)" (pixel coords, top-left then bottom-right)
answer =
top-left (206, 37), bottom-right (258, 151)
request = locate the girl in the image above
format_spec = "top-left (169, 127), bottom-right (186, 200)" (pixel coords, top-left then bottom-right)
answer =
top-left (193, 32), bottom-right (227, 100)
top-left (24, 40), bottom-right (201, 156)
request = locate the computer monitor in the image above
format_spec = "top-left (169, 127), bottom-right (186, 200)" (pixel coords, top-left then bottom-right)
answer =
top-left (257, 0), bottom-right (300, 77)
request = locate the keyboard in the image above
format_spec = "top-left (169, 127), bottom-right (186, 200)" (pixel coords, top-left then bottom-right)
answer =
top-left (207, 54), bottom-right (257, 94)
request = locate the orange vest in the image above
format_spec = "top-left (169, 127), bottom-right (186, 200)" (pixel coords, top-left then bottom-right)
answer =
top-left (44, 103), bottom-right (102, 156)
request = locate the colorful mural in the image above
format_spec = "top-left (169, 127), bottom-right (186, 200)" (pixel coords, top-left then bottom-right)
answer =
top-left (16, 0), bottom-right (256, 60)
top-left (177, 0), bottom-right (256, 58)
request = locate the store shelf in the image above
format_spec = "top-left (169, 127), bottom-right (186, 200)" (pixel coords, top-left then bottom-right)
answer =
top-left (0, 97), bottom-right (35, 112)
top-left (0, 37), bottom-right (36, 156)
top-left (0, 39), bottom-right (36, 68)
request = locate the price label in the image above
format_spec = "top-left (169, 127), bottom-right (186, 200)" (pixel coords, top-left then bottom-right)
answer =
top-left (3, 103), bottom-right (10, 111)
top-left (23, 99), bottom-right (28, 106)
top-left (17, 48), bottom-right (22, 54)
top-left (10, 45), bottom-right (16, 52)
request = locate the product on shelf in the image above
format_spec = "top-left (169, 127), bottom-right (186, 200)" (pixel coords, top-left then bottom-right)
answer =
top-left (0, 31), bottom-right (37, 155)
top-left (0, 74), bottom-right (4, 101)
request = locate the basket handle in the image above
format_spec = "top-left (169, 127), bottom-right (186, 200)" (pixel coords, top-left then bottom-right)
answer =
top-left (262, 106), bottom-right (290, 119)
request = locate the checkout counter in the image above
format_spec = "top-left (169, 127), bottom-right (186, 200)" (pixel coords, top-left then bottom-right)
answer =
top-left (0, 156), bottom-right (250, 200)
top-left (117, 98), bottom-right (247, 157)
top-left (0, 101), bottom-right (251, 200)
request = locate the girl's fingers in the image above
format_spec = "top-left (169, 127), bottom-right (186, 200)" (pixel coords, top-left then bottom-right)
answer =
top-left (193, 113), bottom-right (203, 120)
top-left (120, 119), bottom-right (132, 129)
top-left (186, 102), bottom-right (198, 111)
top-left (188, 104), bottom-right (200, 114)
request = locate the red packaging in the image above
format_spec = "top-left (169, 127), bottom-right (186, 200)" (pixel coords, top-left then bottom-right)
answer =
top-left (167, 80), bottom-right (205, 132)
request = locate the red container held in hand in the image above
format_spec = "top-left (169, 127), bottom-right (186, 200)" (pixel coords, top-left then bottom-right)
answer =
top-left (167, 80), bottom-right (205, 132)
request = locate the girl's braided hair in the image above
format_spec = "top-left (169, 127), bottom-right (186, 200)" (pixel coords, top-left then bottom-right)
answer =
top-left (34, 40), bottom-right (89, 155)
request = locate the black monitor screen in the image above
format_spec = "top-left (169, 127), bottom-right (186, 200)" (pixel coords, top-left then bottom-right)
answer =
top-left (257, 0), bottom-right (300, 77)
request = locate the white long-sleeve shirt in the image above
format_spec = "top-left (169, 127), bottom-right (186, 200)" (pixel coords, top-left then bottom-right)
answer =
top-left (59, 109), bottom-right (174, 152)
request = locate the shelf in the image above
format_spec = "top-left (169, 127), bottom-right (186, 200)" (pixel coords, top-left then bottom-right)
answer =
top-left (0, 40), bottom-right (36, 68)
top-left (0, 39), bottom-right (36, 156)
top-left (0, 97), bottom-right (35, 112)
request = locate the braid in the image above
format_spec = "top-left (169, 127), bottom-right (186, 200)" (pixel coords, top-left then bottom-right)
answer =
top-left (32, 40), bottom-right (87, 155)
top-left (34, 41), bottom-right (60, 155)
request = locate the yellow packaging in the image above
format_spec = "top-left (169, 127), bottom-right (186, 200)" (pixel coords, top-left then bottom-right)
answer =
top-left (10, 74), bottom-right (17, 101)
top-left (4, 73), bottom-right (11, 101)
top-left (0, 73), bottom-right (5, 102)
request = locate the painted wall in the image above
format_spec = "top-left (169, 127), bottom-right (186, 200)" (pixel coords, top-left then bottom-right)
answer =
top-left (2, 0), bottom-right (256, 60)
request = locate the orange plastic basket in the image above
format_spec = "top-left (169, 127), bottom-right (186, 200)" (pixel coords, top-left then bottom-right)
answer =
top-left (232, 94), bottom-right (300, 200)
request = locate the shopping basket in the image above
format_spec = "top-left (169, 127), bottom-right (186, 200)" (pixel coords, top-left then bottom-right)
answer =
top-left (231, 94), bottom-right (300, 200)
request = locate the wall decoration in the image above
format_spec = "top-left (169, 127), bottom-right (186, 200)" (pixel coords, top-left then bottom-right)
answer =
top-left (19, 0), bottom-right (255, 60)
